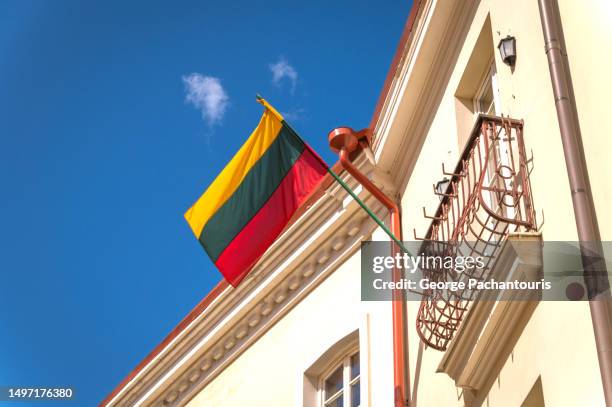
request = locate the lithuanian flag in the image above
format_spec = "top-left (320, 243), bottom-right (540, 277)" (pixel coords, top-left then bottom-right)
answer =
top-left (185, 99), bottom-right (328, 287)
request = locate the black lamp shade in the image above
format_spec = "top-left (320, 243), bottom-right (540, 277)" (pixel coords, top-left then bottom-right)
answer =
top-left (435, 178), bottom-right (450, 200)
top-left (498, 36), bottom-right (517, 66)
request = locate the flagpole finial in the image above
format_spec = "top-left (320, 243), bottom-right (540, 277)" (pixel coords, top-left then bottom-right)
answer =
top-left (255, 95), bottom-right (284, 122)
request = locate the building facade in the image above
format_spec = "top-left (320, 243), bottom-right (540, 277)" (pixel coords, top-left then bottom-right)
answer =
top-left (103, 0), bottom-right (612, 405)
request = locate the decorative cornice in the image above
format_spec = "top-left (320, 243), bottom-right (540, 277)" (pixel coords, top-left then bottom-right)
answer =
top-left (371, 0), bottom-right (431, 152)
top-left (158, 212), bottom-right (375, 407)
top-left (108, 156), bottom-right (392, 407)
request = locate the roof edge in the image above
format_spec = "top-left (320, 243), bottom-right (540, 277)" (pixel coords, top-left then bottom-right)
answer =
top-left (369, 0), bottom-right (423, 131)
top-left (100, 281), bottom-right (229, 406)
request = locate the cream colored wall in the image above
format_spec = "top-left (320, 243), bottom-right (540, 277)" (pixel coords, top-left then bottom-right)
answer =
top-left (556, 0), bottom-right (612, 240)
top-left (186, 245), bottom-right (395, 407)
top-left (399, 0), bottom-right (607, 405)
top-left (485, 302), bottom-right (602, 407)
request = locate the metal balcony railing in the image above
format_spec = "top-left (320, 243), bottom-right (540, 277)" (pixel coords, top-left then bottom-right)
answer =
top-left (414, 114), bottom-right (538, 351)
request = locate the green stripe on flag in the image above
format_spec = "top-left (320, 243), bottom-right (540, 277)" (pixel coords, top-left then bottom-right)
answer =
top-left (200, 124), bottom-right (305, 261)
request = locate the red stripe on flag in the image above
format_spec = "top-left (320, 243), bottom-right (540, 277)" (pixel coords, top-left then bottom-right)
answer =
top-left (215, 149), bottom-right (327, 287)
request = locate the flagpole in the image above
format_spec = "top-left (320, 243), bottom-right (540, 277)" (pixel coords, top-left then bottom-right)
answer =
top-left (255, 95), bottom-right (412, 256)
top-left (326, 168), bottom-right (412, 255)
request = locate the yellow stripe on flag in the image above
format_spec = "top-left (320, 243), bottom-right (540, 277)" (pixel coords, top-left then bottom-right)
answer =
top-left (184, 109), bottom-right (284, 237)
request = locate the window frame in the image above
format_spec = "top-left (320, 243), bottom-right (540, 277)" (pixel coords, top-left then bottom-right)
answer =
top-left (473, 58), bottom-right (501, 115)
top-left (318, 348), bottom-right (360, 407)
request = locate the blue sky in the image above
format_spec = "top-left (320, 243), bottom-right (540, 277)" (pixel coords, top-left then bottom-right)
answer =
top-left (0, 1), bottom-right (409, 405)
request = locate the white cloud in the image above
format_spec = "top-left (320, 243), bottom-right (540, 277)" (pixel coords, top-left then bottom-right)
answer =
top-left (269, 58), bottom-right (298, 92)
top-left (182, 73), bottom-right (229, 126)
top-left (281, 108), bottom-right (305, 122)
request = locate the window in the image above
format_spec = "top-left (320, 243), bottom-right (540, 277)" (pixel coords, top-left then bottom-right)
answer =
top-left (454, 15), bottom-right (496, 149)
top-left (302, 330), bottom-right (361, 407)
top-left (320, 351), bottom-right (360, 407)
top-left (473, 60), bottom-right (500, 115)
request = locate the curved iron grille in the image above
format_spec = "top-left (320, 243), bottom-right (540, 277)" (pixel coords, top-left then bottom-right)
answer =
top-left (414, 114), bottom-right (537, 351)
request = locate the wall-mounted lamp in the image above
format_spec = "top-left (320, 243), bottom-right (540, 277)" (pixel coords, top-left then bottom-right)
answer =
top-left (435, 177), bottom-right (450, 201)
top-left (498, 35), bottom-right (517, 67)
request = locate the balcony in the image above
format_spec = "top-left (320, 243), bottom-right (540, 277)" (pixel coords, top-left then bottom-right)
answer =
top-left (414, 114), bottom-right (538, 351)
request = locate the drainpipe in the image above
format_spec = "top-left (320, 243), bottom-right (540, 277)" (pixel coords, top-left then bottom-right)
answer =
top-left (328, 127), bottom-right (410, 407)
top-left (538, 0), bottom-right (612, 404)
